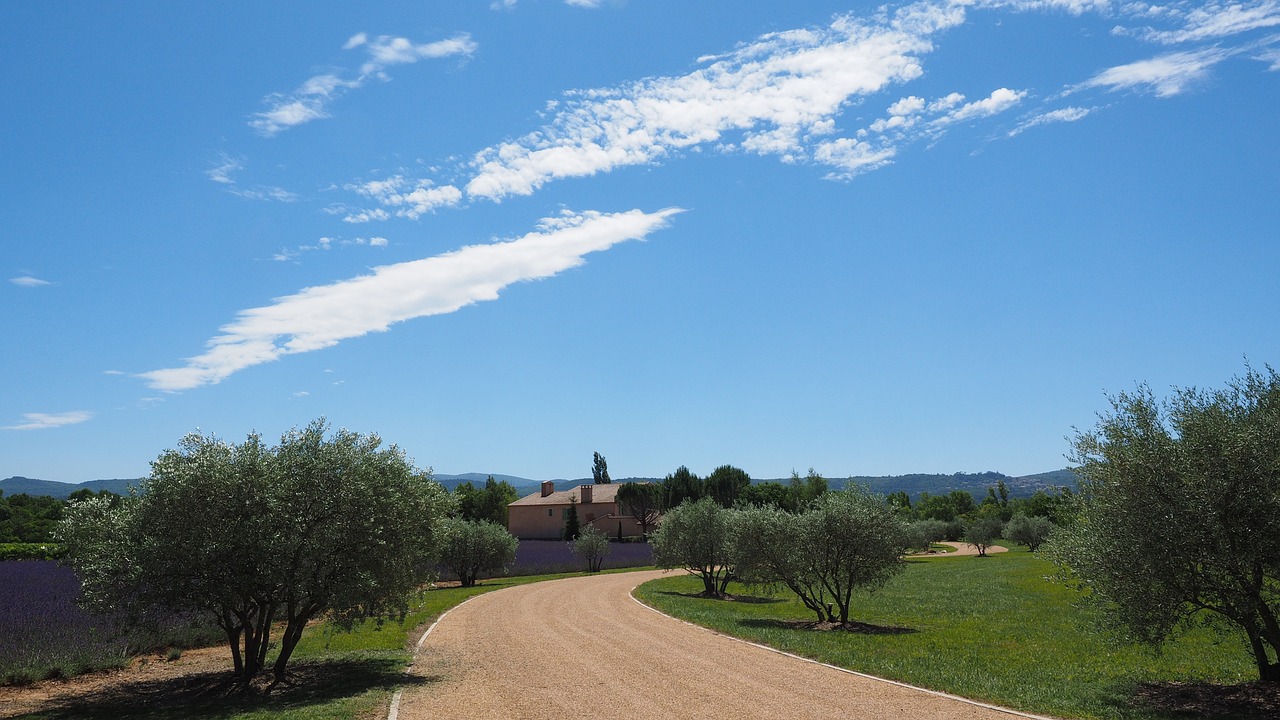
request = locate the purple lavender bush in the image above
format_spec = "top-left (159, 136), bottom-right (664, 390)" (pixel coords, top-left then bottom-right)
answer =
top-left (0, 561), bottom-right (220, 685)
top-left (508, 540), bottom-right (653, 576)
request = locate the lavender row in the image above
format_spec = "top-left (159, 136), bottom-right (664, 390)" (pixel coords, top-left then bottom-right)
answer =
top-left (508, 540), bottom-right (653, 577)
top-left (0, 561), bottom-right (220, 685)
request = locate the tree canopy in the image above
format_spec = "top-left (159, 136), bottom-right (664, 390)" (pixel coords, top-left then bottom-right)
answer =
top-left (438, 518), bottom-right (519, 587)
top-left (592, 452), bottom-right (611, 484)
top-left (1050, 366), bottom-right (1280, 682)
top-left (651, 497), bottom-right (734, 597)
top-left (59, 420), bottom-right (452, 683)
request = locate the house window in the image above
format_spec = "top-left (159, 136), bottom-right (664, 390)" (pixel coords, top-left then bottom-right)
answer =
top-left (548, 508), bottom-right (554, 517)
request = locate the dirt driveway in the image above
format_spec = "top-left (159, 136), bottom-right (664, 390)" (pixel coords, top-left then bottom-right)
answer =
top-left (396, 569), bottom-right (1049, 720)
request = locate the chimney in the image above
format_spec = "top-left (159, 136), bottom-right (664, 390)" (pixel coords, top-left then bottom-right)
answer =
top-left (580, 484), bottom-right (593, 505)
top-left (540, 480), bottom-right (555, 498)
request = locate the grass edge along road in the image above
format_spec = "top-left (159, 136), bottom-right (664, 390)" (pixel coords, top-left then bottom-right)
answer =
top-left (6, 568), bottom-right (650, 720)
top-left (634, 544), bottom-right (1255, 720)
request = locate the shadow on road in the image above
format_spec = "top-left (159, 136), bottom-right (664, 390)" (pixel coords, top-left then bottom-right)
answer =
top-left (8, 656), bottom-right (430, 720)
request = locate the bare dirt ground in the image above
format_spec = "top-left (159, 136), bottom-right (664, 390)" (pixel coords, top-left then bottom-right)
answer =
top-left (926, 541), bottom-right (1009, 557)
top-left (0, 647), bottom-right (228, 718)
top-left (396, 569), bottom-right (1042, 720)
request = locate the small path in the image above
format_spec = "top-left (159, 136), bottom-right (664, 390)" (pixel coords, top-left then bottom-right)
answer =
top-left (924, 541), bottom-right (1009, 557)
top-left (395, 570), bottom-right (1044, 720)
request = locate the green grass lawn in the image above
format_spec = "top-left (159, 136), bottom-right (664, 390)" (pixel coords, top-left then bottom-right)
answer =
top-left (634, 546), bottom-right (1258, 720)
top-left (15, 569), bottom-right (642, 720)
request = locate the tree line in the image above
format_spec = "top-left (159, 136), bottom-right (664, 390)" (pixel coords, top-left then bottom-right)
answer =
top-left (0, 488), bottom-right (119, 544)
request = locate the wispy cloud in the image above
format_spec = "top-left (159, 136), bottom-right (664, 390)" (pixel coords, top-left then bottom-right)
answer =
top-left (1008, 105), bottom-right (1094, 136)
top-left (1070, 47), bottom-right (1230, 96)
top-left (1115, 0), bottom-right (1280, 44)
top-left (140, 208), bottom-right (683, 390)
top-left (9, 276), bottom-right (51, 287)
top-left (207, 154), bottom-right (299, 201)
top-left (250, 32), bottom-right (477, 136)
top-left (4, 411), bottom-right (93, 431)
top-left (340, 3), bottom-right (973, 220)
top-left (272, 235), bottom-right (389, 262)
top-left (565, 0), bottom-right (604, 7)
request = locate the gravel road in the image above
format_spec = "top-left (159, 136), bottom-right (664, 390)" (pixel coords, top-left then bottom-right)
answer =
top-left (396, 569), bottom-right (1046, 720)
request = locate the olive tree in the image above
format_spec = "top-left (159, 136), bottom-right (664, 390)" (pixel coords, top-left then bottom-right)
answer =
top-left (1049, 367), bottom-right (1280, 682)
top-left (571, 523), bottom-right (611, 572)
top-left (438, 518), bottom-right (519, 587)
top-left (651, 497), bottom-right (735, 597)
top-left (1005, 514), bottom-right (1054, 552)
top-left (59, 420), bottom-right (452, 683)
top-left (732, 489), bottom-right (907, 625)
top-left (905, 519), bottom-right (950, 553)
top-left (962, 515), bottom-right (1004, 557)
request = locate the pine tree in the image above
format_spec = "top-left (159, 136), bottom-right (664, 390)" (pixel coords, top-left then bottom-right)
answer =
top-left (564, 497), bottom-right (581, 540)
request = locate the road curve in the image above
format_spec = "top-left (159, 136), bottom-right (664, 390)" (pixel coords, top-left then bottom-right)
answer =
top-left (396, 570), bottom-right (1041, 720)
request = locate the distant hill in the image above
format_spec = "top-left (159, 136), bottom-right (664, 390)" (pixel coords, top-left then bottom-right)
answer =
top-left (3, 469), bottom-right (1079, 502)
top-left (833, 470), bottom-right (1077, 500)
top-left (0, 476), bottom-right (139, 500)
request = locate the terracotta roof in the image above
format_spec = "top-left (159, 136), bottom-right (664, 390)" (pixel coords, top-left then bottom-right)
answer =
top-left (509, 482), bottom-right (640, 506)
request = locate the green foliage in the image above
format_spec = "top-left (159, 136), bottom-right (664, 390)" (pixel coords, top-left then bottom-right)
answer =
top-left (591, 451), bottom-right (611, 484)
top-left (704, 465), bottom-right (751, 508)
top-left (903, 519), bottom-right (949, 553)
top-left (651, 497), bottom-right (734, 596)
top-left (1004, 514), bottom-right (1054, 552)
top-left (636, 547), bottom-right (1255, 720)
top-left (571, 524), bottom-right (611, 572)
top-left (1050, 365), bottom-right (1280, 682)
top-left (738, 480), bottom-right (794, 511)
top-left (733, 489), bottom-right (906, 624)
top-left (0, 492), bottom-right (63, 543)
top-left (615, 481), bottom-right (661, 537)
top-left (0, 542), bottom-right (61, 560)
top-left (453, 476), bottom-right (519, 526)
top-left (962, 515), bottom-right (1004, 556)
top-left (438, 518), bottom-right (519, 587)
top-left (58, 419), bottom-right (452, 683)
top-left (660, 465), bottom-right (703, 509)
top-left (788, 468), bottom-right (828, 509)
top-left (563, 497), bottom-right (581, 540)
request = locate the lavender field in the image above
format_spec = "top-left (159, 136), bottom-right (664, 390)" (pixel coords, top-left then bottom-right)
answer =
top-left (0, 561), bottom-right (220, 685)
top-left (510, 539), bottom-right (653, 576)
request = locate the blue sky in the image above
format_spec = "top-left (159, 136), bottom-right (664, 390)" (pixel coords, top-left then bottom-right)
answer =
top-left (3, 0), bottom-right (1278, 484)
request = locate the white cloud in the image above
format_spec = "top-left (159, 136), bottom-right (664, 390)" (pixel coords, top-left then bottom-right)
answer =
top-left (491, 0), bottom-right (518, 9)
top-left (346, 176), bottom-right (463, 220)
top-left (932, 87), bottom-right (1027, 124)
top-left (814, 138), bottom-right (898, 178)
top-left (369, 236), bottom-right (389, 247)
top-left (207, 154), bottom-right (243, 184)
top-left (1072, 47), bottom-right (1229, 96)
top-left (360, 34), bottom-right (478, 73)
top-left (450, 8), bottom-right (964, 202)
top-left (10, 276), bottom-right (51, 287)
top-left (566, 0), bottom-right (604, 7)
top-left (230, 186), bottom-right (299, 202)
top-left (1008, 105), bottom-right (1095, 135)
top-left (342, 208), bottom-right (391, 224)
top-left (4, 411), bottom-right (93, 431)
top-left (140, 208), bottom-right (683, 390)
top-left (250, 33), bottom-right (477, 136)
top-left (1120, 1), bottom-right (1280, 44)
top-left (1259, 44), bottom-right (1280, 69)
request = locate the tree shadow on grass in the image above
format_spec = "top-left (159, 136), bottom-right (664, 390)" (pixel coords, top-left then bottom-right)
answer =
top-left (10, 657), bottom-right (433, 720)
top-left (1125, 679), bottom-right (1280, 719)
top-left (648, 590), bottom-right (783, 604)
top-left (738, 618), bottom-right (918, 635)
